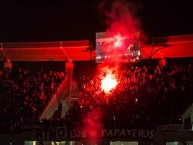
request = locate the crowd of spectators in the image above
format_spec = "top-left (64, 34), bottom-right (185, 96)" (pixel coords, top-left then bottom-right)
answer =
top-left (65, 59), bottom-right (193, 129)
top-left (0, 59), bottom-right (193, 132)
top-left (0, 66), bottom-right (65, 130)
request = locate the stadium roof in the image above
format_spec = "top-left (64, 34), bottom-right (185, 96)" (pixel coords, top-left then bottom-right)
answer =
top-left (141, 34), bottom-right (193, 59)
top-left (1, 34), bottom-right (193, 61)
top-left (0, 40), bottom-right (95, 61)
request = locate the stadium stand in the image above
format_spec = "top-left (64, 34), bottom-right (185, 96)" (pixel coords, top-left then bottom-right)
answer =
top-left (0, 36), bottom-right (193, 145)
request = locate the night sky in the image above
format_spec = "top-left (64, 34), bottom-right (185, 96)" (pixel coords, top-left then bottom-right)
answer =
top-left (1, 0), bottom-right (193, 42)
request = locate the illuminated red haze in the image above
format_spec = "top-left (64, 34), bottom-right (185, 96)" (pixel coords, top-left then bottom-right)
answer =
top-left (101, 73), bottom-right (118, 94)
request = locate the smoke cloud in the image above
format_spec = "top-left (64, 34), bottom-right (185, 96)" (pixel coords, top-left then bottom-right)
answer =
top-left (99, 0), bottom-right (142, 37)
top-left (96, 0), bottom-right (146, 63)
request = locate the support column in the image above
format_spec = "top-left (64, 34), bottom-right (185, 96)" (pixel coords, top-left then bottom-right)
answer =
top-left (61, 100), bottom-right (69, 118)
top-left (159, 58), bottom-right (167, 69)
top-left (65, 60), bottom-right (74, 100)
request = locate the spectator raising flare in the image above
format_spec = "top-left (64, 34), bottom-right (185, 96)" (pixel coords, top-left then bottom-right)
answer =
top-left (66, 60), bottom-right (193, 129)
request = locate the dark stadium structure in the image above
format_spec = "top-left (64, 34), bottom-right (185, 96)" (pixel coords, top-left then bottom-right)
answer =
top-left (0, 34), bottom-right (193, 145)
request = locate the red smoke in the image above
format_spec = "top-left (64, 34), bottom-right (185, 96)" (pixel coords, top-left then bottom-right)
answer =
top-left (99, 0), bottom-right (141, 35)
top-left (98, 0), bottom-right (143, 63)
top-left (82, 106), bottom-right (104, 144)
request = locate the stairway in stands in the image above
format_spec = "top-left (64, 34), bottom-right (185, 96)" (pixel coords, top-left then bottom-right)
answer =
top-left (39, 61), bottom-right (77, 122)
top-left (39, 76), bottom-right (70, 120)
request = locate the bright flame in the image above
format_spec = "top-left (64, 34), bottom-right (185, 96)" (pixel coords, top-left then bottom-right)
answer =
top-left (101, 74), bottom-right (118, 93)
top-left (114, 35), bottom-right (122, 48)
